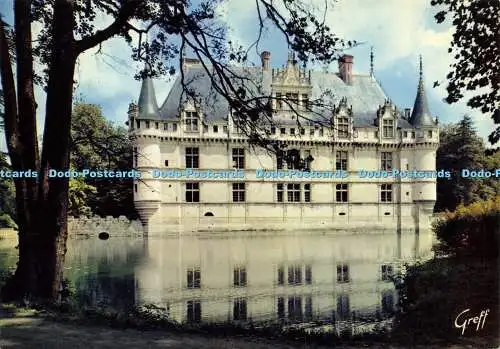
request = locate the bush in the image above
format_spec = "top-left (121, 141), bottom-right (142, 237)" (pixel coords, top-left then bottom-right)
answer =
top-left (0, 213), bottom-right (17, 229)
top-left (432, 196), bottom-right (500, 258)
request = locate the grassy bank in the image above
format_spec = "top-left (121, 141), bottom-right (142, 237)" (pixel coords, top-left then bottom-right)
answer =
top-left (391, 197), bottom-right (499, 347)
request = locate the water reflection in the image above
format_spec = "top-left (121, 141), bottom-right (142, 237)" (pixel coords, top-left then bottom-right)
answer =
top-left (0, 230), bottom-right (434, 334)
top-left (136, 231), bottom-right (433, 332)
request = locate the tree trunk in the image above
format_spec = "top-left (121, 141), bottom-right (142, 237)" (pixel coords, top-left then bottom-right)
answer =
top-left (1, 0), bottom-right (76, 302)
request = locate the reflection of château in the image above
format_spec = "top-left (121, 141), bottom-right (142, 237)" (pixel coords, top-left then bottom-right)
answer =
top-left (128, 51), bottom-right (439, 233)
top-left (135, 232), bottom-right (434, 329)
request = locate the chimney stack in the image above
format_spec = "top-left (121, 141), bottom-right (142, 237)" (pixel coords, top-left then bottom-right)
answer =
top-left (404, 108), bottom-right (411, 119)
top-left (261, 51), bottom-right (271, 70)
top-left (338, 54), bottom-right (353, 84)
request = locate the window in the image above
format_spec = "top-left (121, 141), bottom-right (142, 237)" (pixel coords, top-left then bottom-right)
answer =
top-left (232, 148), bottom-right (245, 169)
top-left (185, 147), bottom-right (199, 168)
top-left (277, 184), bottom-right (284, 202)
top-left (155, 122), bottom-right (159, 129)
top-left (381, 290), bottom-right (394, 314)
top-left (277, 297), bottom-right (285, 319)
top-left (133, 147), bottom-right (138, 167)
top-left (336, 184), bottom-right (348, 202)
top-left (302, 94), bottom-right (309, 109)
top-left (134, 184), bottom-right (137, 193)
top-left (375, 131), bottom-right (379, 138)
top-left (288, 296), bottom-right (302, 321)
top-left (186, 300), bottom-right (201, 323)
top-left (185, 111), bottom-right (198, 131)
top-left (286, 92), bottom-right (299, 108)
top-left (145, 120), bottom-right (150, 129)
top-left (337, 117), bottom-right (349, 138)
top-left (411, 131), bottom-right (415, 138)
top-left (234, 266), bottom-right (247, 287)
top-left (300, 128), bottom-right (305, 135)
top-left (136, 120), bottom-right (140, 129)
top-left (280, 128), bottom-right (286, 135)
top-left (305, 296), bottom-right (313, 321)
top-left (319, 128), bottom-right (324, 136)
top-left (277, 151), bottom-right (284, 170)
top-left (337, 294), bottom-right (350, 320)
top-left (233, 298), bottom-right (247, 321)
top-left (305, 265), bottom-right (312, 284)
top-left (303, 150), bottom-right (312, 171)
top-left (186, 182), bottom-right (200, 202)
top-left (288, 265), bottom-right (302, 285)
top-left (304, 184), bottom-right (311, 202)
top-left (381, 152), bottom-right (392, 171)
top-left (232, 183), bottom-right (245, 202)
top-left (381, 265), bottom-right (393, 281)
top-left (310, 128), bottom-right (315, 136)
top-left (275, 92), bottom-right (283, 110)
top-left (271, 127), bottom-right (276, 135)
top-left (427, 130), bottom-right (433, 138)
top-left (382, 119), bottom-right (394, 138)
top-left (203, 124), bottom-right (208, 132)
top-left (335, 151), bottom-right (348, 171)
top-left (164, 123), bottom-right (168, 130)
top-left (223, 125), bottom-right (228, 133)
top-left (213, 125), bottom-right (218, 133)
top-left (277, 265), bottom-right (285, 285)
top-left (286, 149), bottom-right (300, 170)
top-left (287, 183), bottom-right (301, 202)
top-left (337, 264), bottom-right (349, 283)
top-left (164, 160), bottom-right (169, 167)
top-left (381, 184), bottom-right (392, 202)
top-left (187, 267), bottom-right (201, 288)
top-left (403, 131), bottom-right (408, 138)
top-left (172, 123), bottom-right (177, 132)
top-left (233, 111), bottom-right (245, 134)
top-left (290, 128), bottom-right (295, 135)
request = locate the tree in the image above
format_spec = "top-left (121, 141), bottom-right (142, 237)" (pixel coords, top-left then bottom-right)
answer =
top-left (70, 103), bottom-right (135, 218)
top-left (435, 115), bottom-right (498, 212)
top-left (430, 0), bottom-right (500, 144)
top-left (0, 0), bottom-right (351, 301)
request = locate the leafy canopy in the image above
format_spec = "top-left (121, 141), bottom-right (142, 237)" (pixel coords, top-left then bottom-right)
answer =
top-left (431, 0), bottom-right (500, 144)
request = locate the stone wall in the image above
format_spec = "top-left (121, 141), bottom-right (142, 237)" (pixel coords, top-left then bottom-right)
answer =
top-left (67, 216), bottom-right (144, 236)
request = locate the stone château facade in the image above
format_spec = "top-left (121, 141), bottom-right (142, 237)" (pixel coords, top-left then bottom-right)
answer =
top-left (128, 51), bottom-right (439, 234)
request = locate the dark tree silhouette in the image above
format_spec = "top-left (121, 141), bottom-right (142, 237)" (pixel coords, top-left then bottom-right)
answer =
top-left (431, 0), bottom-right (500, 144)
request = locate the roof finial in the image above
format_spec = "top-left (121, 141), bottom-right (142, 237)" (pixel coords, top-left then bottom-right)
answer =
top-left (370, 46), bottom-right (374, 76)
top-left (419, 54), bottom-right (423, 80)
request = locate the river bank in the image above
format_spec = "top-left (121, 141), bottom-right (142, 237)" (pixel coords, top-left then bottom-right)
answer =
top-left (0, 305), bottom-right (496, 349)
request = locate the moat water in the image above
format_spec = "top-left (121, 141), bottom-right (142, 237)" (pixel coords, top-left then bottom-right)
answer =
top-left (0, 231), bottom-right (435, 335)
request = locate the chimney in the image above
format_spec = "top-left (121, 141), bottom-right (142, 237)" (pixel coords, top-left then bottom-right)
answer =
top-left (404, 108), bottom-right (411, 119)
top-left (261, 51), bottom-right (271, 70)
top-left (338, 54), bottom-right (353, 84)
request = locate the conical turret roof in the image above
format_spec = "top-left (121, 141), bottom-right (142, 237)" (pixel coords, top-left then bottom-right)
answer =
top-left (409, 56), bottom-right (434, 127)
top-left (138, 65), bottom-right (159, 119)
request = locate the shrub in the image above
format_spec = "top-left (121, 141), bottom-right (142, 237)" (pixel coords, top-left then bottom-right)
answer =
top-left (432, 196), bottom-right (500, 258)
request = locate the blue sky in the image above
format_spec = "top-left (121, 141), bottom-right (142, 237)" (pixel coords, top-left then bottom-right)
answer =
top-left (0, 0), bottom-right (495, 150)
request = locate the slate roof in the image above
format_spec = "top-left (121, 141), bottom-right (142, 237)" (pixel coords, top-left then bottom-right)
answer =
top-left (138, 63), bottom-right (423, 129)
top-left (409, 78), bottom-right (435, 127)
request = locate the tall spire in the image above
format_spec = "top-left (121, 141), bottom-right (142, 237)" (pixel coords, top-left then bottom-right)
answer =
top-left (138, 63), bottom-right (160, 119)
top-left (409, 55), bottom-right (434, 127)
top-left (370, 46), bottom-right (374, 77)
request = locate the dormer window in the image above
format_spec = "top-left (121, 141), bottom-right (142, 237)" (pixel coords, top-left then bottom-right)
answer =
top-left (185, 111), bottom-right (199, 132)
top-left (286, 93), bottom-right (299, 109)
top-left (382, 119), bottom-right (394, 138)
top-left (275, 92), bottom-right (283, 110)
top-left (302, 94), bottom-right (309, 110)
top-left (337, 117), bottom-right (349, 139)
